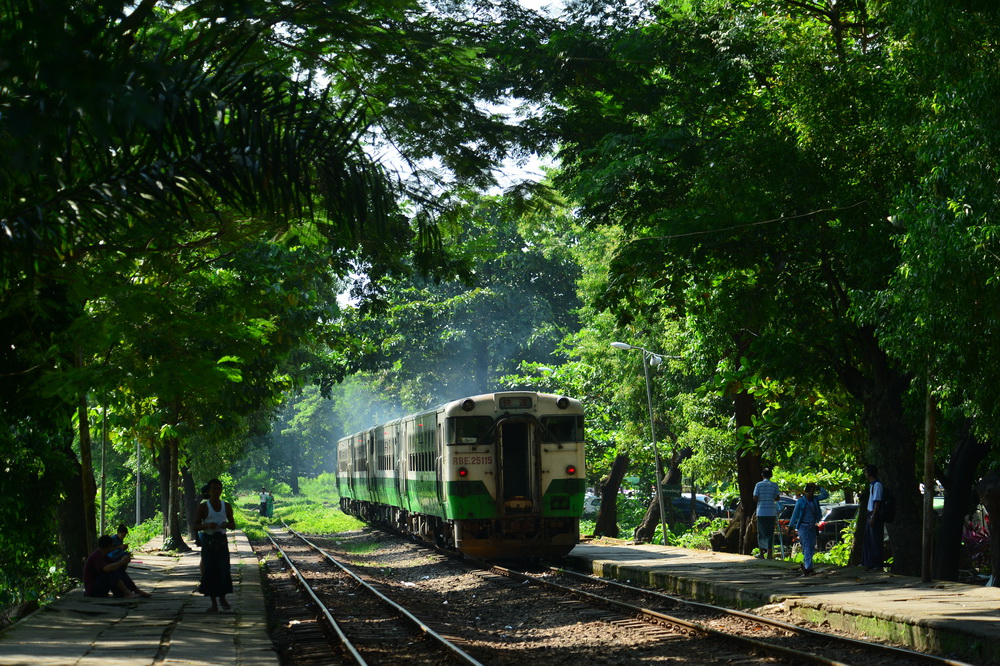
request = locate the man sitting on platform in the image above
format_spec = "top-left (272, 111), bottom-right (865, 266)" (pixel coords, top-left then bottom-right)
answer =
top-left (83, 535), bottom-right (151, 598)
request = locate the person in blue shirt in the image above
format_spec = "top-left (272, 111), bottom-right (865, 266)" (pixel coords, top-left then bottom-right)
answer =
top-left (753, 468), bottom-right (781, 558)
top-left (790, 483), bottom-right (822, 576)
top-left (108, 524), bottom-right (129, 562)
top-left (863, 465), bottom-right (885, 571)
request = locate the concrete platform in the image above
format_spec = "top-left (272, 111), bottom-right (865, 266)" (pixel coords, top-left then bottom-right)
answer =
top-left (0, 531), bottom-right (276, 666)
top-left (567, 539), bottom-right (1000, 665)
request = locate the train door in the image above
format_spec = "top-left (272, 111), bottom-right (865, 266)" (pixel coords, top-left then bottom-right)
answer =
top-left (392, 424), bottom-right (404, 506)
top-left (366, 430), bottom-right (378, 503)
top-left (435, 419), bottom-right (445, 505)
top-left (497, 418), bottom-right (538, 513)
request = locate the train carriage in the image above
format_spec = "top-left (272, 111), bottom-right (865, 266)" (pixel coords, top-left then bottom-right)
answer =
top-left (337, 391), bottom-right (585, 558)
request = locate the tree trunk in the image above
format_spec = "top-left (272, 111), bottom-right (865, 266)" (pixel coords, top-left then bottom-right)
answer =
top-left (720, 503), bottom-right (748, 552)
top-left (55, 439), bottom-right (91, 578)
top-left (633, 447), bottom-right (692, 542)
top-left (934, 424), bottom-right (990, 580)
top-left (594, 453), bottom-right (630, 537)
top-left (733, 389), bottom-right (761, 555)
top-left (840, 327), bottom-right (920, 575)
top-left (975, 470), bottom-right (1000, 587)
top-left (75, 393), bottom-right (97, 553)
top-left (164, 437), bottom-right (190, 551)
top-left (633, 495), bottom-right (663, 543)
top-left (181, 466), bottom-right (199, 544)
top-left (851, 486), bottom-right (868, 566)
top-left (157, 446), bottom-right (170, 537)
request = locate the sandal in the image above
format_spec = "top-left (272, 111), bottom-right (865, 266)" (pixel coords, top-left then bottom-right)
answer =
top-left (220, 601), bottom-right (231, 610)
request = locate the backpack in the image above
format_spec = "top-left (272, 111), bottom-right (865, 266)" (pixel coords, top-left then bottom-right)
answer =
top-left (879, 484), bottom-right (895, 523)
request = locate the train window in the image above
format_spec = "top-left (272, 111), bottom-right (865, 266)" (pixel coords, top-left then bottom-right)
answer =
top-left (448, 416), bottom-right (494, 445)
top-left (539, 415), bottom-right (584, 442)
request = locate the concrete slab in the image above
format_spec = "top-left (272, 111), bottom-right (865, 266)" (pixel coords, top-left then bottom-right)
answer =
top-left (0, 531), bottom-right (278, 666)
top-left (567, 540), bottom-right (1000, 664)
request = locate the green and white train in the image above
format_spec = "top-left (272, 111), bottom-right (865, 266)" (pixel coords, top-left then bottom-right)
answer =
top-left (336, 391), bottom-right (586, 558)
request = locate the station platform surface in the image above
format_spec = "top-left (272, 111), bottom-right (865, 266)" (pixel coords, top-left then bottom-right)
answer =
top-left (0, 531), bottom-right (276, 666)
top-left (568, 539), bottom-right (1000, 664)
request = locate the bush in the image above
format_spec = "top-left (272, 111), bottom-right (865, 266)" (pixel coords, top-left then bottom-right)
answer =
top-left (670, 517), bottom-right (729, 549)
top-left (298, 473), bottom-right (340, 503)
top-left (128, 513), bottom-right (163, 550)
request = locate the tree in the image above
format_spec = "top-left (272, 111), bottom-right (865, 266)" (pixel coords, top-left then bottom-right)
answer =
top-left (350, 192), bottom-right (583, 408)
top-left (1, 0), bottom-right (445, 570)
top-left (521, 0), bottom-right (927, 568)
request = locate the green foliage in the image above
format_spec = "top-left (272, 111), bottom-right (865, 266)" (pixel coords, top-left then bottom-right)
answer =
top-left (771, 469), bottom-right (857, 497)
top-left (126, 514), bottom-right (164, 552)
top-left (785, 519), bottom-right (856, 568)
top-left (232, 502), bottom-right (268, 542)
top-left (298, 473), bottom-right (341, 503)
top-left (670, 517), bottom-right (730, 550)
top-left (0, 553), bottom-right (72, 610)
top-left (350, 191), bottom-right (583, 407)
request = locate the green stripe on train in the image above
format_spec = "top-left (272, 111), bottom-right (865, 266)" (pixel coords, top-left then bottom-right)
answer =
top-left (444, 480), bottom-right (496, 519)
top-left (543, 478), bottom-right (586, 516)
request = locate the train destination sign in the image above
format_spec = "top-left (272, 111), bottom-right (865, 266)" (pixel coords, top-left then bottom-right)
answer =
top-left (499, 396), bottom-right (532, 409)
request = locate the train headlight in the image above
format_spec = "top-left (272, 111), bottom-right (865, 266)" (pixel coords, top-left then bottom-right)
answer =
top-left (461, 399), bottom-right (475, 412)
top-left (458, 467), bottom-right (469, 478)
top-left (556, 397), bottom-right (569, 409)
top-left (565, 464), bottom-right (577, 475)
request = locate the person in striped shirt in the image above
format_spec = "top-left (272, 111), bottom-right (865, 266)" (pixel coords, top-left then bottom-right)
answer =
top-left (753, 468), bottom-right (781, 558)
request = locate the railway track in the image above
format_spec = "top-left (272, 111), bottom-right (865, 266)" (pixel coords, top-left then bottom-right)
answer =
top-left (263, 524), bottom-right (973, 665)
top-left (482, 562), bottom-right (974, 666)
top-left (264, 526), bottom-right (483, 666)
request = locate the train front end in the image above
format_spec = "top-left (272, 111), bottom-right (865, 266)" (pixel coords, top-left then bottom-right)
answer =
top-left (441, 391), bottom-right (585, 558)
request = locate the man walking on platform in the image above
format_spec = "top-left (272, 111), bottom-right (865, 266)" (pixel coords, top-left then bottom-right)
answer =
top-left (863, 465), bottom-right (886, 571)
top-left (753, 468), bottom-right (781, 558)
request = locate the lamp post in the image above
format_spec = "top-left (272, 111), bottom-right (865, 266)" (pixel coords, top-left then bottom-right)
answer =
top-left (611, 341), bottom-right (671, 545)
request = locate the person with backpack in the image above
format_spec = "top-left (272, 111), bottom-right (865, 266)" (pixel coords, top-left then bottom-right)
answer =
top-left (863, 464), bottom-right (886, 571)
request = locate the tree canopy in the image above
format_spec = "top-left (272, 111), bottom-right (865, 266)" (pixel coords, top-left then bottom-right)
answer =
top-left (5, 0), bottom-right (1000, 593)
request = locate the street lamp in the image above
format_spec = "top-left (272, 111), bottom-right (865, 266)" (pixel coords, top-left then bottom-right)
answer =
top-left (611, 341), bottom-right (670, 545)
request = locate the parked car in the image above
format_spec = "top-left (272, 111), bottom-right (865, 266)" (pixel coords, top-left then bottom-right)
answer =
top-left (817, 504), bottom-right (858, 550)
top-left (669, 496), bottom-right (718, 524)
top-left (777, 495), bottom-right (797, 512)
top-left (583, 492), bottom-right (601, 516)
top-left (777, 503), bottom-right (796, 537)
top-left (772, 503), bottom-right (798, 558)
top-left (714, 496), bottom-right (740, 519)
top-left (681, 492), bottom-right (715, 504)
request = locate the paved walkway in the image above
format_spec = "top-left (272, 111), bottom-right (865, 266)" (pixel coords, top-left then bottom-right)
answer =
top-left (569, 539), bottom-right (1000, 664)
top-left (0, 531), bottom-right (275, 666)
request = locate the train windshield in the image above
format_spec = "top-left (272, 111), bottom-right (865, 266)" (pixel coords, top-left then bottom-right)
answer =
top-left (539, 415), bottom-right (584, 442)
top-left (449, 416), bottom-right (494, 445)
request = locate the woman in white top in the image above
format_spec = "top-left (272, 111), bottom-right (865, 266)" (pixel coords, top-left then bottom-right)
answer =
top-left (193, 478), bottom-right (235, 611)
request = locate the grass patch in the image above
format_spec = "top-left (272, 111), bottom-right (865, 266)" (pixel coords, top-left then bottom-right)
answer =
top-left (128, 513), bottom-right (163, 551)
top-left (277, 496), bottom-right (366, 534)
top-left (234, 502), bottom-right (267, 541)
top-left (234, 475), bottom-right (367, 544)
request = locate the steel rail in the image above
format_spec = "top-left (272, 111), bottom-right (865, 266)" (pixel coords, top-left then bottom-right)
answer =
top-left (279, 522), bottom-right (485, 666)
top-left (548, 566), bottom-right (973, 666)
top-left (264, 530), bottom-right (367, 665)
top-left (484, 562), bottom-right (857, 665)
